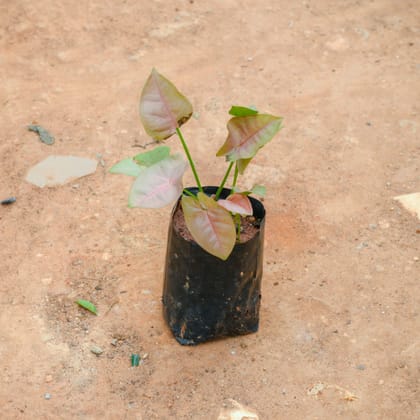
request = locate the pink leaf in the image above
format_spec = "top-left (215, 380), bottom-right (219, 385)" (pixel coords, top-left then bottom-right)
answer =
top-left (128, 154), bottom-right (187, 208)
top-left (217, 114), bottom-right (282, 161)
top-left (139, 69), bottom-right (193, 141)
top-left (217, 193), bottom-right (253, 216)
top-left (181, 192), bottom-right (236, 260)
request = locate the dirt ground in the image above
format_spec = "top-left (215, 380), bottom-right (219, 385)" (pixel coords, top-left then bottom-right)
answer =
top-left (1, 0), bottom-right (419, 418)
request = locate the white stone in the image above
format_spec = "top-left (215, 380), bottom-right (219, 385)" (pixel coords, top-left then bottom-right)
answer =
top-left (394, 192), bottom-right (420, 220)
top-left (26, 156), bottom-right (97, 187)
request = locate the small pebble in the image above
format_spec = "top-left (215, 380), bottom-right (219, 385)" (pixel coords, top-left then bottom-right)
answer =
top-left (356, 364), bottom-right (366, 370)
top-left (44, 393), bottom-right (51, 400)
top-left (110, 338), bottom-right (118, 346)
top-left (1, 196), bottom-right (16, 205)
top-left (45, 375), bottom-right (53, 383)
top-left (90, 345), bottom-right (103, 355)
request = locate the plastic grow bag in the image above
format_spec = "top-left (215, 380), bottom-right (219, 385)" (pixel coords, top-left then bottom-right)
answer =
top-left (162, 187), bottom-right (266, 345)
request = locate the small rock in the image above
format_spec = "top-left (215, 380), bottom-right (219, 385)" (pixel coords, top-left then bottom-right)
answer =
top-left (45, 375), bottom-right (53, 383)
top-left (378, 220), bottom-right (390, 229)
top-left (28, 125), bottom-right (55, 145)
top-left (394, 192), bottom-right (420, 220)
top-left (90, 345), bottom-right (103, 356)
top-left (1, 196), bottom-right (16, 205)
top-left (368, 223), bottom-right (377, 230)
top-left (325, 36), bottom-right (349, 51)
top-left (356, 364), bottom-right (366, 370)
top-left (110, 338), bottom-right (118, 346)
top-left (44, 393), bottom-right (51, 400)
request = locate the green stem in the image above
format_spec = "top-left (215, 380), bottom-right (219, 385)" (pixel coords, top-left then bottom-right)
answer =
top-left (215, 161), bottom-right (234, 200)
top-left (232, 164), bottom-right (239, 188)
top-left (176, 127), bottom-right (203, 192)
top-left (182, 188), bottom-right (196, 198)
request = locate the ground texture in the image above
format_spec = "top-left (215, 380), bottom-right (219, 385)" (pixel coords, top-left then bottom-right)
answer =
top-left (1, 0), bottom-right (419, 418)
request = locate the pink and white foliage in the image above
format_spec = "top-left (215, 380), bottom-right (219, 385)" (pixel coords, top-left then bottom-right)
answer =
top-left (181, 192), bottom-right (236, 260)
top-left (217, 193), bottom-right (253, 216)
top-left (139, 69), bottom-right (193, 141)
top-left (128, 154), bottom-right (187, 208)
top-left (217, 114), bottom-right (282, 162)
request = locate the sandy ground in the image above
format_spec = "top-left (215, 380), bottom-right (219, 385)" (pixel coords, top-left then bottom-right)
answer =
top-left (1, 0), bottom-right (419, 418)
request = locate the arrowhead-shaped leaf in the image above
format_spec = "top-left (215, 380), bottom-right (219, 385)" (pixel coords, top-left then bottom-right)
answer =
top-left (229, 105), bottom-right (258, 117)
top-left (251, 184), bottom-right (266, 197)
top-left (133, 145), bottom-right (170, 167)
top-left (109, 158), bottom-right (144, 177)
top-left (129, 154), bottom-right (187, 208)
top-left (139, 69), bottom-right (193, 141)
top-left (217, 114), bottom-right (283, 161)
top-left (181, 192), bottom-right (236, 260)
top-left (217, 193), bottom-right (253, 216)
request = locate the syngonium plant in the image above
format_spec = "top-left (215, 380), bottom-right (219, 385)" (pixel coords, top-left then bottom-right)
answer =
top-left (111, 69), bottom-right (283, 260)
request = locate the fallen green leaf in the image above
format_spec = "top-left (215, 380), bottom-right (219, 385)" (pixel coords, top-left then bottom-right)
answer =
top-left (131, 353), bottom-right (140, 366)
top-left (76, 299), bottom-right (97, 315)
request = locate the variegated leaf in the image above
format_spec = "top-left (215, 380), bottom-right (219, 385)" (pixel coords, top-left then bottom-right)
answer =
top-left (181, 192), bottom-right (236, 260)
top-left (217, 114), bottom-right (282, 161)
top-left (128, 154), bottom-right (187, 208)
top-left (139, 69), bottom-right (193, 141)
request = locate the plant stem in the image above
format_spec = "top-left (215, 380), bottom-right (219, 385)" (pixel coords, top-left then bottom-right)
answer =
top-left (215, 161), bottom-right (234, 200)
top-left (235, 213), bottom-right (241, 242)
top-left (182, 188), bottom-right (196, 198)
top-left (232, 164), bottom-right (239, 188)
top-left (176, 127), bottom-right (203, 192)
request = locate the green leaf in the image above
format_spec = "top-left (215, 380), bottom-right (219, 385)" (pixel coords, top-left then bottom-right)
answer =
top-left (229, 105), bottom-right (258, 117)
top-left (217, 114), bottom-right (283, 161)
top-left (139, 68), bottom-right (193, 141)
top-left (128, 154), bottom-right (187, 208)
top-left (181, 192), bottom-right (236, 260)
top-left (109, 158), bottom-right (144, 177)
top-left (76, 299), bottom-right (97, 315)
top-left (133, 145), bottom-right (170, 167)
top-left (217, 193), bottom-right (253, 216)
top-left (251, 184), bottom-right (266, 197)
top-left (236, 158), bottom-right (252, 174)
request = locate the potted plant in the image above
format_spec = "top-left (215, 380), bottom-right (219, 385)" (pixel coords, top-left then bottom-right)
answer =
top-left (111, 69), bottom-right (283, 345)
